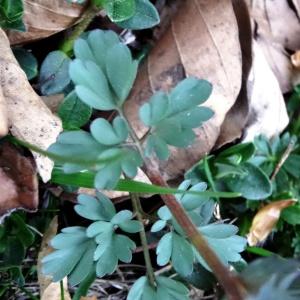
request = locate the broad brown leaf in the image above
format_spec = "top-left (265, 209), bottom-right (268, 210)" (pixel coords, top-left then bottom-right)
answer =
top-left (0, 29), bottom-right (62, 182)
top-left (7, 0), bottom-right (86, 45)
top-left (246, 0), bottom-right (300, 92)
top-left (125, 0), bottom-right (242, 181)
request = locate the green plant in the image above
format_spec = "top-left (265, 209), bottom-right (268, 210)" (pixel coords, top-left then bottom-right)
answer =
top-left (0, 0), bottom-right (25, 31)
top-left (41, 29), bottom-right (248, 300)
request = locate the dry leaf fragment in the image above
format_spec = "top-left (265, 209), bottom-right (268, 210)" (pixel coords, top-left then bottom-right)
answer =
top-left (0, 142), bottom-right (38, 219)
top-left (248, 199), bottom-right (296, 246)
top-left (291, 50), bottom-right (300, 68)
top-left (7, 0), bottom-right (86, 45)
top-left (125, 0), bottom-right (242, 181)
top-left (0, 29), bottom-right (62, 182)
top-left (243, 41), bottom-right (289, 141)
top-left (80, 296), bottom-right (97, 300)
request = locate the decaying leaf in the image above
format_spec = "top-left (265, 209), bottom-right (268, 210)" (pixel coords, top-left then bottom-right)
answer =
top-left (215, 0), bottom-right (252, 148)
top-left (291, 50), bottom-right (300, 68)
top-left (0, 29), bottom-right (62, 182)
top-left (37, 216), bottom-right (72, 300)
top-left (7, 0), bottom-right (86, 45)
top-left (125, 0), bottom-right (242, 181)
top-left (248, 199), bottom-right (296, 246)
top-left (246, 0), bottom-right (300, 92)
top-left (0, 142), bottom-right (38, 218)
top-left (243, 41), bottom-right (289, 141)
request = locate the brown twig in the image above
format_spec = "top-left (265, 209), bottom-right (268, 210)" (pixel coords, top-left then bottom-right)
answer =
top-left (270, 137), bottom-right (296, 180)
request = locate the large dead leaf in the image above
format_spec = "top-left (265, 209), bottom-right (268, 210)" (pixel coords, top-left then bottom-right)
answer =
top-left (125, 0), bottom-right (242, 181)
top-left (0, 29), bottom-right (62, 182)
top-left (7, 0), bottom-right (86, 45)
top-left (0, 142), bottom-right (38, 219)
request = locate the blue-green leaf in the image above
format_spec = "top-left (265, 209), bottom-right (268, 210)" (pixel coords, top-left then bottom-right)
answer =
top-left (75, 192), bottom-right (116, 221)
top-left (39, 51), bottom-right (71, 95)
top-left (70, 59), bottom-right (115, 110)
top-left (140, 77), bottom-right (213, 159)
top-left (156, 232), bottom-right (172, 266)
top-left (106, 43), bottom-right (138, 103)
top-left (90, 117), bottom-right (128, 146)
top-left (117, 0), bottom-right (160, 30)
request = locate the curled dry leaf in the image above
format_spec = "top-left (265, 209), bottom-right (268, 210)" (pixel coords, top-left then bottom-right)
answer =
top-left (125, 0), bottom-right (242, 181)
top-left (0, 29), bottom-right (62, 182)
top-left (0, 142), bottom-right (38, 219)
top-left (247, 199), bottom-right (296, 246)
top-left (243, 41), bottom-right (289, 141)
top-left (7, 0), bottom-right (86, 45)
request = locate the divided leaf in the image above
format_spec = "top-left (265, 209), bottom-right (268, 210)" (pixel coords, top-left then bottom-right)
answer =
top-left (196, 223), bottom-right (247, 270)
top-left (42, 227), bottom-right (96, 286)
top-left (127, 275), bottom-right (189, 300)
top-left (117, 0), bottom-right (160, 30)
top-left (140, 78), bottom-right (213, 159)
top-left (90, 117), bottom-right (128, 146)
top-left (71, 30), bottom-right (138, 108)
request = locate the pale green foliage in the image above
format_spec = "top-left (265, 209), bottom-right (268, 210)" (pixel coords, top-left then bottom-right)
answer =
top-left (152, 180), bottom-right (247, 276)
top-left (140, 78), bottom-right (214, 159)
top-left (42, 192), bottom-right (141, 282)
top-left (127, 275), bottom-right (189, 300)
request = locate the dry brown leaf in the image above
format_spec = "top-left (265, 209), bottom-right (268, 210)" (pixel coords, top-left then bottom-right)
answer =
top-left (243, 41), bottom-right (289, 141)
top-left (246, 0), bottom-right (300, 92)
top-left (37, 216), bottom-right (58, 296)
top-left (7, 0), bottom-right (86, 45)
top-left (0, 29), bottom-right (62, 182)
top-left (216, 0), bottom-right (252, 147)
top-left (0, 142), bottom-right (38, 219)
top-left (125, 0), bottom-right (242, 181)
top-left (247, 0), bottom-right (300, 51)
top-left (248, 199), bottom-right (296, 246)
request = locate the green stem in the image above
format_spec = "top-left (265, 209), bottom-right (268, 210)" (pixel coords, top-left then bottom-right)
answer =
top-left (60, 4), bottom-right (100, 55)
top-left (203, 156), bottom-right (219, 201)
top-left (72, 270), bottom-right (96, 300)
top-left (60, 281), bottom-right (65, 300)
top-left (130, 192), bottom-right (156, 287)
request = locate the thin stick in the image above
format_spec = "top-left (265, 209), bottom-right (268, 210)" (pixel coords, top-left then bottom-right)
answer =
top-left (130, 192), bottom-right (156, 287)
top-left (270, 137), bottom-right (296, 180)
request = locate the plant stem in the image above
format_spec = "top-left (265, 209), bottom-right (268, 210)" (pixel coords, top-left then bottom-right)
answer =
top-left (60, 4), bottom-right (100, 55)
top-left (120, 111), bottom-right (246, 299)
top-left (130, 192), bottom-right (156, 287)
top-left (144, 161), bottom-right (246, 300)
top-left (270, 137), bottom-right (296, 180)
top-left (60, 280), bottom-right (65, 300)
